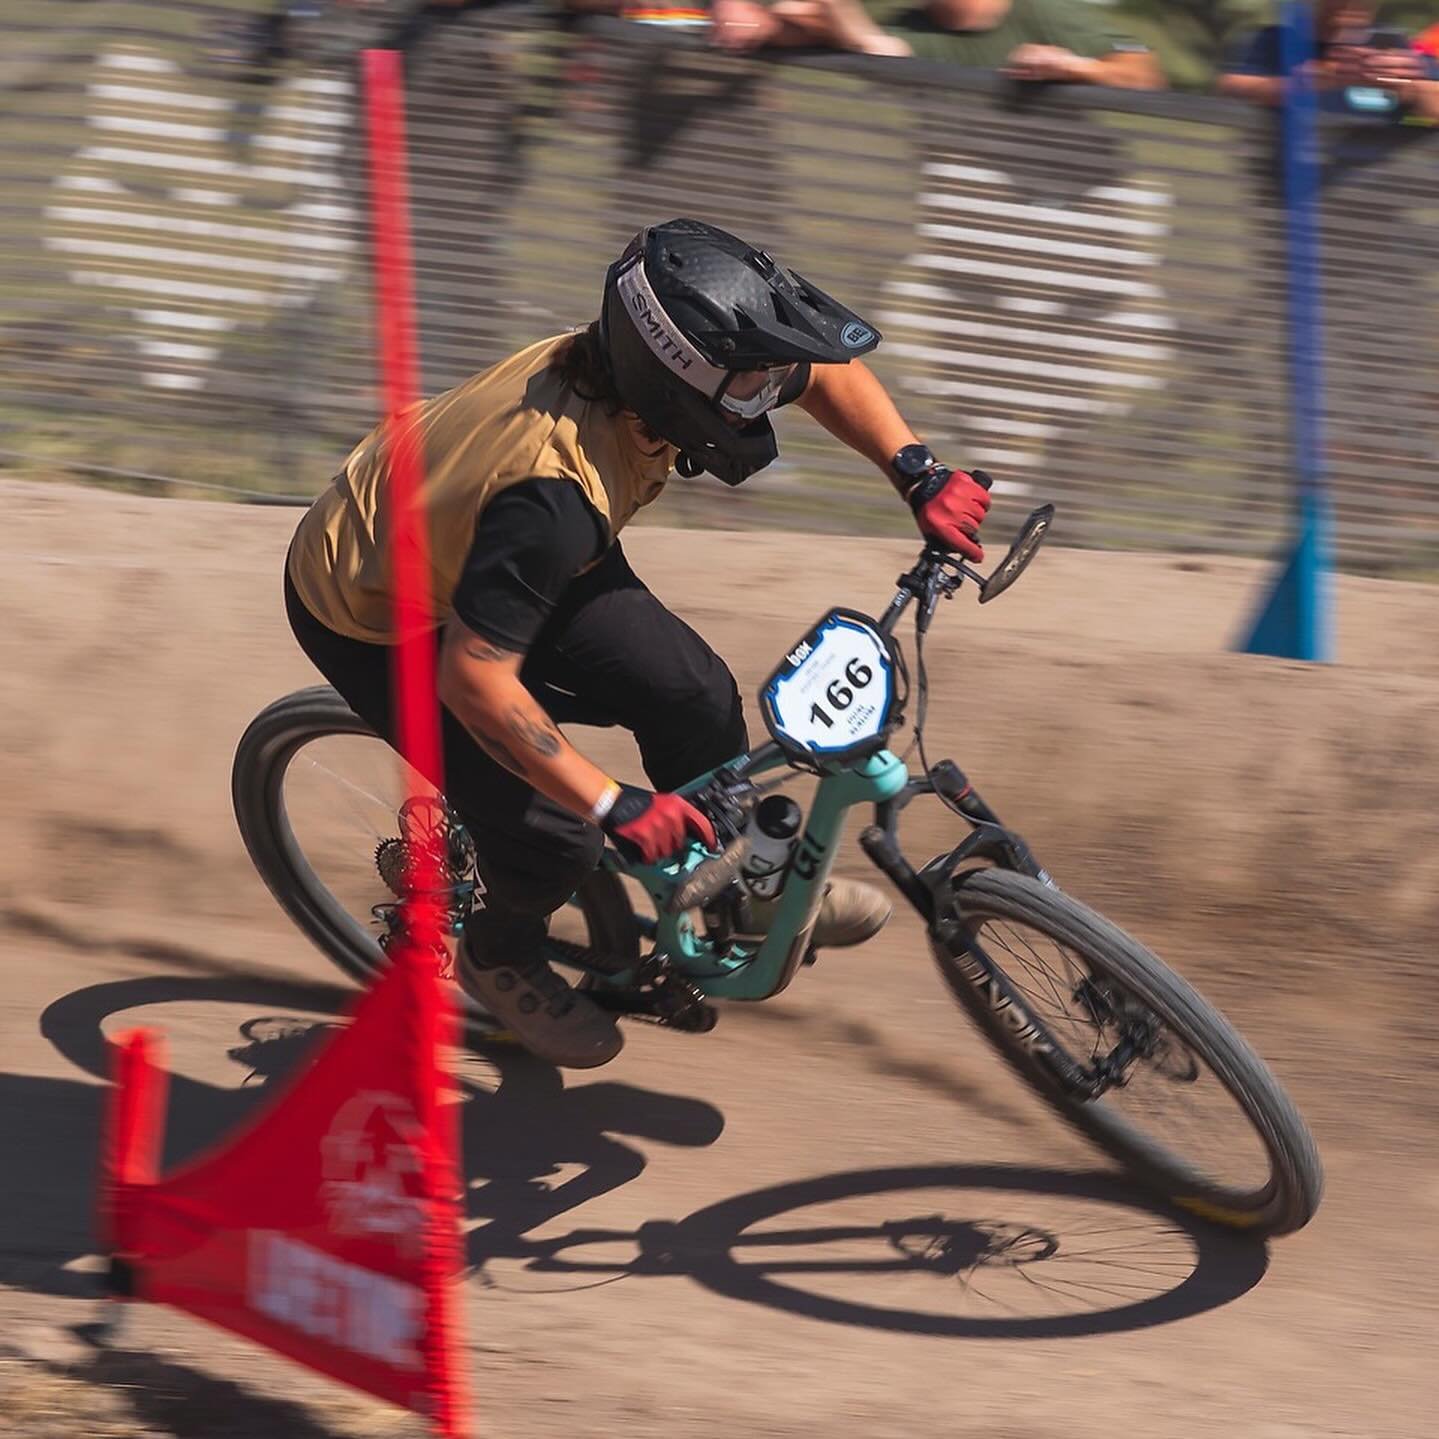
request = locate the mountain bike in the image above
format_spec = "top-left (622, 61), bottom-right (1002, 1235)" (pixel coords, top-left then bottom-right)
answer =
top-left (233, 502), bottom-right (1323, 1236)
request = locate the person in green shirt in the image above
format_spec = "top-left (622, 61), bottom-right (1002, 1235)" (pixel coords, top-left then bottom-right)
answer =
top-left (766, 0), bottom-right (1165, 86)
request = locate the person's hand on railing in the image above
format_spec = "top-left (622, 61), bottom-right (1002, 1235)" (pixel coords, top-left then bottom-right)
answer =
top-left (1003, 43), bottom-right (1097, 84)
top-left (710, 0), bottom-right (782, 51)
top-left (1003, 40), bottom-right (1164, 90)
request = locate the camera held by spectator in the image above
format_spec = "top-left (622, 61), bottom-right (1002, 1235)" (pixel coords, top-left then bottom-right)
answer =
top-left (1218, 1), bottom-right (1439, 123)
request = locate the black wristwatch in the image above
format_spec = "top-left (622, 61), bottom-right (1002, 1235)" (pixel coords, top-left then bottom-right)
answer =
top-left (892, 443), bottom-right (950, 508)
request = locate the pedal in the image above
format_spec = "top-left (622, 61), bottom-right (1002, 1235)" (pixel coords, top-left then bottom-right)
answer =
top-left (647, 972), bottom-right (719, 1032)
top-left (583, 970), bottom-right (718, 1033)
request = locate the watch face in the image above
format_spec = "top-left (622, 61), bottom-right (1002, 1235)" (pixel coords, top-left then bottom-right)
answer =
top-left (894, 444), bottom-right (935, 479)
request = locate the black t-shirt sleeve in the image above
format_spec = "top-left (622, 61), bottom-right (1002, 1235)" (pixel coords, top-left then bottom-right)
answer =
top-left (450, 478), bottom-right (608, 651)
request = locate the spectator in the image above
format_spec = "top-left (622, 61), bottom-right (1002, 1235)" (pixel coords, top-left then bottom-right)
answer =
top-left (567, 0), bottom-right (909, 54)
top-left (780, 0), bottom-right (1166, 87)
top-left (1218, 1), bottom-right (1439, 123)
top-left (717, 0), bottom-right (909, 54)
top-left (1412, 20), bottom-right (1439, 61)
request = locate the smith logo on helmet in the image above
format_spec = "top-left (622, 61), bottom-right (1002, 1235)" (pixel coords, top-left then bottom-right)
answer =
top-left (602, 219), bottom-right (881, 487)
top-left (630, 288), bottom-right (694, 372)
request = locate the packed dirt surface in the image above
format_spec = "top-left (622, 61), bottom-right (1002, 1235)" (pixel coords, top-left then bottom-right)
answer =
top-left (2, 477), bottom-right (1437, 1438)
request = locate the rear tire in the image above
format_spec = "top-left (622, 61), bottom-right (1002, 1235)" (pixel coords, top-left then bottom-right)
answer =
top-left (936, 868), bottom-right (1322, 1236)
top-left (232, 686), bottom-right (638, 1043)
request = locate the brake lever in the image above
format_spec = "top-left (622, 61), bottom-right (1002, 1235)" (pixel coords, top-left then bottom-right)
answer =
top-left (689, 769), bottom-right (758, 846)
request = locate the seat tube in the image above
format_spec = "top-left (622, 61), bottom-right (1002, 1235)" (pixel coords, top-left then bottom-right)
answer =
top-left (706, 752), bottom-right (908, 1000)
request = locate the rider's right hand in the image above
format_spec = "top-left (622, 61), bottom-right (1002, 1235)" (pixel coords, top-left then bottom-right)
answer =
top-left (909, 466), bottom-right (992, 564)
top-left (601, 783), bottom-right (718, 865)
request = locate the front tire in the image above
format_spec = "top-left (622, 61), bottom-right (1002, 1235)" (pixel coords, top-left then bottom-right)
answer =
top-left (935, 869), bottom-right (1322, 1236)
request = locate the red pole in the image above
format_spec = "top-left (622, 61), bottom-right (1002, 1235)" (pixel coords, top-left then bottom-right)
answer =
top-left (99, 1029), bottom-right (168, 1275)
top-left (361, 49), bottom-right (469, 1439)
top-left (361, 46), bottom-right (446, 950)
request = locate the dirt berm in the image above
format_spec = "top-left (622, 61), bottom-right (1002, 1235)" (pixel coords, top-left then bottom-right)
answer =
top-left (1, 477), bottom-right (1436, 1438)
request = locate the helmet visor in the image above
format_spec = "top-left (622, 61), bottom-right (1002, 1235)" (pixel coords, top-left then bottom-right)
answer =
top-left (716, 365), bottom-right (796, 421)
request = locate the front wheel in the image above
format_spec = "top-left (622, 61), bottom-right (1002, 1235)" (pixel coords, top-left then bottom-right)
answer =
top-left (935, 869), bottom-right (1322, 1236)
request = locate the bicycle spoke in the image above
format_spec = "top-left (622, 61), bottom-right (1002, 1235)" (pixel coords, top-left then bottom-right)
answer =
top-left (971, 913), bottom-right (1273, 1194)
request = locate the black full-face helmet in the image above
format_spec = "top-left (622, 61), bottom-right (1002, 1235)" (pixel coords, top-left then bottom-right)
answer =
top-left (600, 218), bottom-right (882, 485)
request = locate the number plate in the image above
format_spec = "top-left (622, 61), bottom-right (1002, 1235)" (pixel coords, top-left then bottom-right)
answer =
top-left (760, 609), bottom-right (898, 761)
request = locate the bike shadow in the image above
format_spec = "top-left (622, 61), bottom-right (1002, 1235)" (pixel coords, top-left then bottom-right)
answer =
top-left (525, 1162), bottom-right (1269, 1339)
top-left (24, 968), bottom-right (1266, 1349)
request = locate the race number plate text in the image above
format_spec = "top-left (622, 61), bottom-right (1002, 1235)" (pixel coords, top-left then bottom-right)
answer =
top-left (761, 610), bottom-right (897, 759)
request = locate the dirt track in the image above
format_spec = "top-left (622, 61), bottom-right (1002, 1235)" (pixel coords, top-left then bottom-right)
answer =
top-left (1, 478), bottom-right (1437, 1438)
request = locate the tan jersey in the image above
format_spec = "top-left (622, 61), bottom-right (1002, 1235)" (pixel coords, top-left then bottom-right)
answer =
top-left (287, 334), bottom-right (675, 643)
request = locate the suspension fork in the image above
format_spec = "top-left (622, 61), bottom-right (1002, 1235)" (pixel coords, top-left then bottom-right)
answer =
top-left (857, 758), bottom-right (1045, 914)
top-left (859, 763), bottom-right (1102, 1101)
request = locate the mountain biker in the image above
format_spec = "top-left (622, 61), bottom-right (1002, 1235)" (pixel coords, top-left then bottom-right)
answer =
top-left (285, 217), bottom-right (991, 1068)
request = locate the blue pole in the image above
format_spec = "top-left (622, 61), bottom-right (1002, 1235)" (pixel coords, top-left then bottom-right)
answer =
top-left (1239, 0), bottom-right (1334, 661)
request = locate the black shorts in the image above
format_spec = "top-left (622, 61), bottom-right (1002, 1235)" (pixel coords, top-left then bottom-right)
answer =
top-left (284, 540), bottom-right (747, 920)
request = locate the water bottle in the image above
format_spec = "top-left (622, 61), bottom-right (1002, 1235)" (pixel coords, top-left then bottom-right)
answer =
top-left (740, 795), bottom-right (802, 901)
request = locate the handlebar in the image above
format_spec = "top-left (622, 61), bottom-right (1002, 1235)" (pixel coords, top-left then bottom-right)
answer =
top-left (661, 496), bottom-right (1054, 912)
top-left (878, 500), bottom-right (1055, 636)
top-left (876, 547), bottom-right (980, 637)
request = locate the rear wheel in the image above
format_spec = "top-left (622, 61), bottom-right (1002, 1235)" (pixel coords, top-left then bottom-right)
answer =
top-left (935, 869), bottom-right (1322, 1236)
top-left (232, 686), bottom-right (638, 1042)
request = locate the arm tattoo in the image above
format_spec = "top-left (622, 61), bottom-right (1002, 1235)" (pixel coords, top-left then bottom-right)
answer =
top-left (507, 704), bottom-right (562, 758)
top-left (473, 729), bottom-right (529, 778)
top-left (463, 634), bottom-right (520, 664)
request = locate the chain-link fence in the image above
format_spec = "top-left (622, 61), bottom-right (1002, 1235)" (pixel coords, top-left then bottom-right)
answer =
top-left (3, 1), bottom-right (1436, 569)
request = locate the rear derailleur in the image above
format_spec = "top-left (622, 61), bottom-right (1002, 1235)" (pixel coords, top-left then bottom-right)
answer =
top-left (372, 796), bottom-right (481, 975)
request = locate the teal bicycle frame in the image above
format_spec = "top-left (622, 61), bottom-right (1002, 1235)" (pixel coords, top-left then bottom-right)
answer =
top-left (560, 509), bottom-right (1057, 1011)
top-left (589, 744), bottom-right (908, 1002)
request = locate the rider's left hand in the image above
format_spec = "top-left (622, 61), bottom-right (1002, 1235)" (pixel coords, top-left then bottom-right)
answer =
top-left (908, 465), bottom-right (992, 563)
top-left (602, 784), bottom-right (717, 866)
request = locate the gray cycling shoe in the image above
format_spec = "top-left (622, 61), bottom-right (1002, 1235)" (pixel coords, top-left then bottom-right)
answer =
top-left (458, 948), bottom-right (623, 1070)
top-left (747, 878), bottom-right (892, 949)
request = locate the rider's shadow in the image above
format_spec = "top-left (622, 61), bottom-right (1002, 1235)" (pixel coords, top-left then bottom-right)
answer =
top-left (456, 1051), bottom-right (724, 1270)
top-left (31, 967), bottom-right (723, 1294)
top-left (200, 997), bottom-right (728, 1268)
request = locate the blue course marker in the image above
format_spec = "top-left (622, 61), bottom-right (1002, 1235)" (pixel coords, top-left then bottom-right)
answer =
top-left (1239, 0), bottom-right (1334, 662)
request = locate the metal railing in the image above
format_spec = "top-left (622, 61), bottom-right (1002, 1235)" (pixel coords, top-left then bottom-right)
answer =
top-left (2, 1), bottom-right (1436, 571)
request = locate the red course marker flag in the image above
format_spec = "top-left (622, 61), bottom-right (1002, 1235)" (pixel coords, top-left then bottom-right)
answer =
top-left (101, 947), bottom-right (468, 1433)
top-left (96, 50), bottom-right (470, 1438)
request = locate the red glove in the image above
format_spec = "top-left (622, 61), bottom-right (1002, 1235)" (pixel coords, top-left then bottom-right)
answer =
top-left (908, 465), bottom-right (992, 563)
top-left (601, 784), bottom-right (717, 865)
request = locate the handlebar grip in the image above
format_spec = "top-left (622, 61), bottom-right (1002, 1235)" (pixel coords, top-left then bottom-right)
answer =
top-left (665, 836), bottom-right (750, 914)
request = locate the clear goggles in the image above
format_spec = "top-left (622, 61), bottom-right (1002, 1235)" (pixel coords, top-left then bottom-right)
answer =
top-left (715, 364), bottom-right (795, 421)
